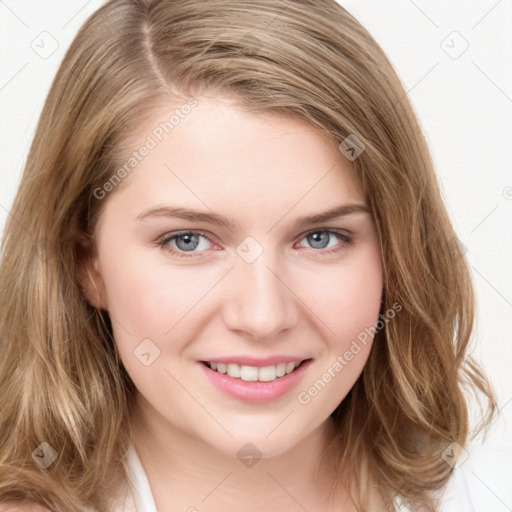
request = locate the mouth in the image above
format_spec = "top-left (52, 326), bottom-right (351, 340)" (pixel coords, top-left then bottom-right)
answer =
top-left (199, 358), bottom-right (312, 383)
top-left (197, 357), bottom-right (313, 403)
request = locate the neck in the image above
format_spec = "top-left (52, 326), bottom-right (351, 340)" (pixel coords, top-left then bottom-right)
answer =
top-left (129, 394), bottom-right (355, 512)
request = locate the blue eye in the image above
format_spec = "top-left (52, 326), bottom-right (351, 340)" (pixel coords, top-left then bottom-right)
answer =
top-left (158, 230), bottom-right (214, 258)
top-left (297, 230), bottom-right (353, 253)
top-left (157, 229), bottom-right (353, 259)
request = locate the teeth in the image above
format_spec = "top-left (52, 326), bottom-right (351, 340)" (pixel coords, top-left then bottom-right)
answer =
top-left (227, 363), bottom-right (240, 378)
top-left (206, 361), bottom-right (303, 382)
top-left (276, 363), bottom-right (287, 377)
top-left (258, 365), bottom-right (276, 382)
top-left (240, 365), bottom-right (259, 381)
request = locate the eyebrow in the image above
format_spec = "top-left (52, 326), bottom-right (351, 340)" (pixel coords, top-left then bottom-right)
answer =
top-left (137, 203), bottom-right (370, 230)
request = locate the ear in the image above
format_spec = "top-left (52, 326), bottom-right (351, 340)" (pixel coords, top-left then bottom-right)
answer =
top-left (75, 232), bottom-right (108, 310)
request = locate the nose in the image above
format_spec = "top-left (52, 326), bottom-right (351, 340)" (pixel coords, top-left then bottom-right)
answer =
top-left (222, 253), bottom-right (300, 340)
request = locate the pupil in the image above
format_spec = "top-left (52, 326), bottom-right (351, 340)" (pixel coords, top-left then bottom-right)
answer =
top-left (308, 231), bottom-right (329, 249)
top-left (176, 234), bottom-right (199, 251)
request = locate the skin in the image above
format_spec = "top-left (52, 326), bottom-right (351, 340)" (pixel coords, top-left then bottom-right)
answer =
top-left (81, 94), bottom-right (384, 511)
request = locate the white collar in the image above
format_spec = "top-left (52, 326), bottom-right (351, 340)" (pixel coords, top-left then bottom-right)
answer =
top-left (124, 444), bottom-right (158, 512)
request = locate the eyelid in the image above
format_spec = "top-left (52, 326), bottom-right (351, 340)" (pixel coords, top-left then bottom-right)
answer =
top-left (294, 226), bottom-right (353, 241)
top-left (156, 229), bottom-right (218, 250)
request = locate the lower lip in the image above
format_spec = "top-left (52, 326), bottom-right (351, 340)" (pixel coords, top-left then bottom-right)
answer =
top-left (197, 359), bottom-right (313, 404)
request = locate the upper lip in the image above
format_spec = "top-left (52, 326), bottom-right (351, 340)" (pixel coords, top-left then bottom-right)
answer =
top-left (200, 356), bottom-right (312, 367)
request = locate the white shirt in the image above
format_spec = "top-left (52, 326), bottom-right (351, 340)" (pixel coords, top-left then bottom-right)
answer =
top-left (122, 443), bottom-right (512, 511)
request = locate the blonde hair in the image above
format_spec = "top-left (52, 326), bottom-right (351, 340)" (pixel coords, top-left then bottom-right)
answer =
top-left (0, 0), bottom-right (496, 510)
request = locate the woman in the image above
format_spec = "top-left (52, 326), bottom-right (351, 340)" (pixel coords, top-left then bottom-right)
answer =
top-left (0, 1), bottom-right (509, 511)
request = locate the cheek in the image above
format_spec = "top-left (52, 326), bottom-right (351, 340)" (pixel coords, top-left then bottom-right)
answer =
top-left (99, 252), bottom-right (212, 390)
top-left (100, 250), bottom-right (216, 337)
top-left (302, 249), bottom-right (383, 349)
top-left (294, 252), bottom-right (382, 411)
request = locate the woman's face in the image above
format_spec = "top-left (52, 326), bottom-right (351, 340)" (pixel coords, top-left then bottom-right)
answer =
top-left (86, 94), bottom-right (383, 458)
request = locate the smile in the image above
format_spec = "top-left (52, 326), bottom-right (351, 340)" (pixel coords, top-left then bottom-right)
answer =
top-left (197, 358), bottom-right (313, 403)
top-left (202, 360), bottom-right (304, 382)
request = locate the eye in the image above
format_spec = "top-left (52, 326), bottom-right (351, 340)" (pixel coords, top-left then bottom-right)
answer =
top-left (295, 229), bottom-right (353, 256)
top-left (157, 228), bottom-right (353, 259)
top-left (157, 230), bottom-right (216, 258)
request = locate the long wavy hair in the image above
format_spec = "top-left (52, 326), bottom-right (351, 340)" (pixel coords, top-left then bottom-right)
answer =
top-left (0, 0), bottom-right (496, 510)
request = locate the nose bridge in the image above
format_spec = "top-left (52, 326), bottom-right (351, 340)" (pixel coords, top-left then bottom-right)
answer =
top-left (222, 245), bottom-right (298, 339)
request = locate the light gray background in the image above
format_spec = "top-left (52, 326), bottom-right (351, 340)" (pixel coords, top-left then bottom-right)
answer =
top-left (1, 1), bottom-right (511, 446)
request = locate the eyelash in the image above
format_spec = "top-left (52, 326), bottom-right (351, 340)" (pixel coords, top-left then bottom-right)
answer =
top-left (157, 229), bottom-right (354, 259)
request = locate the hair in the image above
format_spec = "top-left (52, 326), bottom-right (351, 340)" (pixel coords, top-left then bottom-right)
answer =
top-left (0, 0), bottom-right (497, 510)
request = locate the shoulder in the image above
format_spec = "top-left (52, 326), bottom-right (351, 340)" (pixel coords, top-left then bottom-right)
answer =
top-left (439, 443), bottom-right (512, 512)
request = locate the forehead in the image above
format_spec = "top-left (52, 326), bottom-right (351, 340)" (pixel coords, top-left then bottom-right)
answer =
top-left (105, 95), bottom-right (366, 220)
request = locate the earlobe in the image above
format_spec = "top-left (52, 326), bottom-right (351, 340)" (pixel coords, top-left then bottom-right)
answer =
top-left (74, 233), bottom-right (108, 310)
